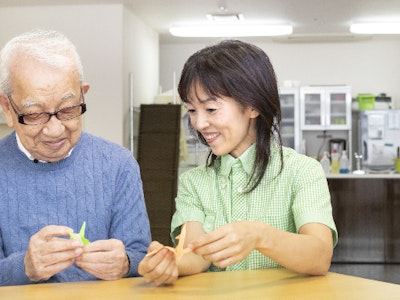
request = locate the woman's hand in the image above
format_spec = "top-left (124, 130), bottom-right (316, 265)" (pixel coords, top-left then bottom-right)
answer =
top-left (189, 221), bottom-right (333, 275)
top-left (138, 241), bottom-right (179, 286)
top-left (188, 221), bottom-right (258, 268)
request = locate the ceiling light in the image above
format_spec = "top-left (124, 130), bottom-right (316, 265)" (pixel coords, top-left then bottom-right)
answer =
top-left (350, 22), bottom-right (400, 34)
top-left (169, 24), bottom-right (293, 37)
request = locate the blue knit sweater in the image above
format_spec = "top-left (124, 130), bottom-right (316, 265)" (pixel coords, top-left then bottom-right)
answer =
top-left (0, 131), bottom-right (151, 286)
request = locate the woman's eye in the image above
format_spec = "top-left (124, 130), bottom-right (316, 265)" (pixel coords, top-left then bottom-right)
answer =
top-left (206, 108), bottom-right (216, 113)
top-left (187, 109), bottom-right (196, 114)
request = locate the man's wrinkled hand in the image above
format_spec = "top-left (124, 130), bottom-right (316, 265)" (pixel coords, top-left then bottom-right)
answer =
top-left (24, 225), bottom-right (84, 282)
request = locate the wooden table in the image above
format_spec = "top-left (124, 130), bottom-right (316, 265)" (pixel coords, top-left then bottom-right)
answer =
top-left (1, 269), bottom-right (399, 299)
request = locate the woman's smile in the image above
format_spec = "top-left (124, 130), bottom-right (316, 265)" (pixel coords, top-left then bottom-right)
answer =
top-left (202, 132), bottom-right (220, 144)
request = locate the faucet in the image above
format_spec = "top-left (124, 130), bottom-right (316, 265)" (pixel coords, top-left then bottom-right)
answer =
top-left (353, 152), bottom-right (365, 174)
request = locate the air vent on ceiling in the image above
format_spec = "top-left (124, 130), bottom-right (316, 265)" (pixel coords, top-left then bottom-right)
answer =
top-left (206, 13), bottom-right (244, 22)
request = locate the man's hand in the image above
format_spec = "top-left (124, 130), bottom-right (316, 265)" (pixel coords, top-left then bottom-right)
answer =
top-left (75, 239), bottom-right (129, 280)
top-left (24, 225), bottom-right (84, 282)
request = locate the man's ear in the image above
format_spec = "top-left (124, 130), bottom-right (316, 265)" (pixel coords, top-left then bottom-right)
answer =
top-left (0, 94), bottom-right (7, 108)
top-left (0, 94), bottom-right (15, 127)
top-left (82, 83), bottom-right (90, 95)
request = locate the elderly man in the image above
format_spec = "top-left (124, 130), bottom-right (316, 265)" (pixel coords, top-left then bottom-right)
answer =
top-left (0, 29), bottom-right (151, 286)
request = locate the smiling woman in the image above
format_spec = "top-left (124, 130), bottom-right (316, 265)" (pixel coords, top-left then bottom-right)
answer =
top-left (138, 39), bottom-right (338, 287)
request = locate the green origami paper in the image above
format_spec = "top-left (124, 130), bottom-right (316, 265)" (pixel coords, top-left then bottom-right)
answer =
top-left (69, 221), bottom-right (90, 245)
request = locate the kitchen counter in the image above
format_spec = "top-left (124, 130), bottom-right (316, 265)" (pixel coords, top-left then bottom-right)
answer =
top-left (326, 173), bottom-right (400, 179)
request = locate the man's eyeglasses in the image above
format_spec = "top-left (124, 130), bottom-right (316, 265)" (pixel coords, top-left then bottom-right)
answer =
top-left (7, 94), bottom-right (87, 125)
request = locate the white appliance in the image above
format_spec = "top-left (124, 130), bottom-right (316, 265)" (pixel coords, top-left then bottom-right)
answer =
top-left (359, 110), bottom-right (400, 171)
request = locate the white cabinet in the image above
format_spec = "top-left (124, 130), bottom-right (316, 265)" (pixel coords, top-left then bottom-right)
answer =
top-left (300, 86), bottom-right (352, 130)
top-left (299, 86), bottom-right (352, 166)
top-left (279, 87), bottom-right (300, 152)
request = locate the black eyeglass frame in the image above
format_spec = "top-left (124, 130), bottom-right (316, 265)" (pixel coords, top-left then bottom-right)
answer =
top-left (7, 93), bottom-right (86, 125)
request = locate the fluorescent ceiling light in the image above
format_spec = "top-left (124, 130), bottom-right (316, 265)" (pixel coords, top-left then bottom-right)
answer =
top-left (350, 22), bottom-right (400, 34)
top-left (169, 24), bottom-right (293, 37)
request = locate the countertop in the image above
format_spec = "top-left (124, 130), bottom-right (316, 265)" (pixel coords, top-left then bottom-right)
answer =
top-left (326, 173), bottom-right (400, 179)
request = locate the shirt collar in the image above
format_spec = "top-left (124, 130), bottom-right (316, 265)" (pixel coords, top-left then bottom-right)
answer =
top-left (219, 141), bottom-right (281, 178)
top-left (15, 133), bottom-right (73, 163)
top-left (219, 144), bottom-right (257, 177)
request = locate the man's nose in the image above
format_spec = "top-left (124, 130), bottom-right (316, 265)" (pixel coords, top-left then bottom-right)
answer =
top-left (42, 115), bottom-right (65, 136)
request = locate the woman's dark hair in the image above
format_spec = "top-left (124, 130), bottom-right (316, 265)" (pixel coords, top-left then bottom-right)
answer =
top-left (178, 40), bottom-right (283, 192)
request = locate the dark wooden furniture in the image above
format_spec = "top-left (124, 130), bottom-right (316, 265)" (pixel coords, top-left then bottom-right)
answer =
top-left (328, 177), bottom-right (400, 263)
top-left (137, 104), bottom-right (181, 246)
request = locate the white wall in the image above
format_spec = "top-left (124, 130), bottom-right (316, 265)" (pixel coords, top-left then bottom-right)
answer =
top-left (0, 3), bottom-right (159, 147)
top-left (122, 7), bottom-right (159, 149)
top-left (2, 3), bottom-right (399, 146)
top-left (160, 37), bottom-right (400, 108)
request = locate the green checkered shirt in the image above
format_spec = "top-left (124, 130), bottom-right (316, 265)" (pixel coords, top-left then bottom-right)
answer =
top-left (171, 142), bottom-right (338, 272)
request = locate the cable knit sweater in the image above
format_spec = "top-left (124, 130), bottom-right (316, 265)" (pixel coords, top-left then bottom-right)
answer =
top-left (0, 131), bottom-right (151, 286)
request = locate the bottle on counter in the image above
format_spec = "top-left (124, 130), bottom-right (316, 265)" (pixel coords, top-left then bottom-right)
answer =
top-left (339, 150), bottom-right (350, 174)
top-left (320, 151), bottom-right (330, 175)
top-left (331, 149), bottom-right (340, 174)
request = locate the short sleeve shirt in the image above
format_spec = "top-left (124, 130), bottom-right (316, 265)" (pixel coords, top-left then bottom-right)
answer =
top-left (171, 143), bottom-right (338, 272)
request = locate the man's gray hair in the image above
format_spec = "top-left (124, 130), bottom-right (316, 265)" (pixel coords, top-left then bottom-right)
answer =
top-left (0, 29), bottom-right (84, 95)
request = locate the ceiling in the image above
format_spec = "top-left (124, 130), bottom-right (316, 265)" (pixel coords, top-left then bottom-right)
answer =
top-left (1, 0), bottom-right (400, 43)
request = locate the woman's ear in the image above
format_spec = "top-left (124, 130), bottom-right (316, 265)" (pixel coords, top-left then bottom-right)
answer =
top-left (249, 107), bottom-right (260, 119)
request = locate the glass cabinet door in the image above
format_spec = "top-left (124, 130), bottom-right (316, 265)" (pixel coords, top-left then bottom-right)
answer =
top-left (303, 92), bottom-right (323, 127)
top-left (280, 94), bottom-right (295, 148)
top-left (326, 89), bottom-right (351, 129)
top-left (279, 87), bottom-right (299, 151)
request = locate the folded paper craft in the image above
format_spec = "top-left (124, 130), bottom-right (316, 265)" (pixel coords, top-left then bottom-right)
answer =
top-left (68, 221), bottom-right (90, 245)
top-left (146, 222), bottom-right (191, 261)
